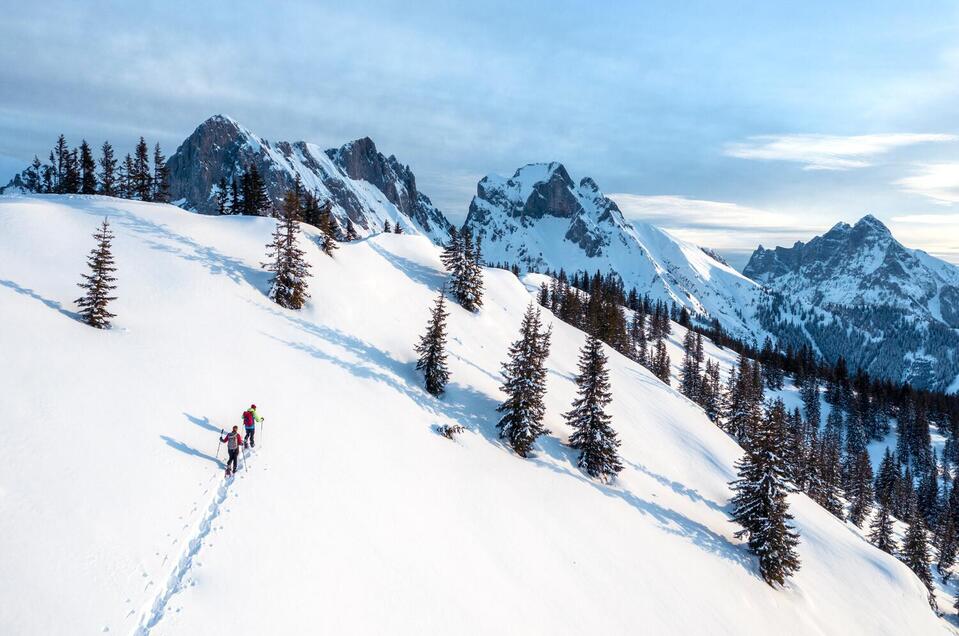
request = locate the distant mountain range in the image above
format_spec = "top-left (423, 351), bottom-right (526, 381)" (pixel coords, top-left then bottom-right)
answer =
top-left (4, 115), bottom-right (958, 391)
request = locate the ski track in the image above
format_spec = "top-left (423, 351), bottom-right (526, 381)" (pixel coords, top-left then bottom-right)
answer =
top-left (131, 448), bottom-right (253, 635)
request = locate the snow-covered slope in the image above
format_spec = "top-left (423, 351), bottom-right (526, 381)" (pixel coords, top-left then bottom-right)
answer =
top-left (745, 215), bottom-right (959, 392)
top-left (0, 193), bottom-right (948, 635)
top-left (463, 162), bottom-right (770, 341)
top-left (166, 114), bottom-right (452, 241)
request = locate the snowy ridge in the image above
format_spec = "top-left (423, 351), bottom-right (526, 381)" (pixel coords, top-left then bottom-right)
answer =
top-left (463, 162), bottom-right (771, 342)
top-left (166, 115), bottom-right (452, 242)
top-left (0, 193), bottom-right (949, 634)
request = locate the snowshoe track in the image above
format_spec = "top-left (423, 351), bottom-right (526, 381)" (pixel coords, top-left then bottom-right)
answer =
top-left (132, 450), bottom-right (252, 635)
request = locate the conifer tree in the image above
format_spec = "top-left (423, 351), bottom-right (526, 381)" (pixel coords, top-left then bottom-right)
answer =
top-left (394, 223), bottom-right (403, 234)
top-left (345, 219), bottom-right (360, 241)
top-left (63, 148), bottom-right (80, 194)
top-left (121, 153), bottom-right (135, 199)
top-left (817, 408), bottom-right (845, 518)
top-left (729, 396), bottom-right (801, 587)
top-left (459, 228), bottom-right (484, 311)
top-left (316, 201), bottom-right (339, 256)
top-left (76, 218), bottom-right (118, 329)
top-left (53, 134), bottom-right (69, 192)
top-left (901, 498), bottom-right (936, 607)
top-left (79, 140), bottom-right (97, 194)
top-left (801, 375), bottom-right (822, 430)
top-left (215, 177), bottom-right (229, 215)
top-left (383, 219), bottom-right (392, 233)
top-left (230, 177), bottom-right (240, 214)
top-left (630, 310), bottom-right (647, 365)
top-left (565, 334), bottom-right (622, 481)
top-left (874, 447), bottom-right (899, 509)
top-left (153, 143), bottom-right (170, 203)
top-left (415, 290), bottom-right (450, 397)
top-left (133, 137), bottom-right (152, 201)
top-left (937, 507), bottom-right (958, 582)
top-left (845, 448), bottom-right (874, 527)
top-left (701, 359), bottom-right (722, 422)
top-left (98, 141), bottom-right (117, 196)
top-left (265, 189), bottom-right (311, 309)
top-left (247, 164), bottom-right (270, 215)
top-left (652, 338), bottom-right (670, 385)
top-left (440, 227), bottom-right (462, 272)
top-left (496, 304), bottom-right (552, 458)
top-left (868, 502), bottom-right (897, 554)
top-left (680, 329), bottom-right (701, 401)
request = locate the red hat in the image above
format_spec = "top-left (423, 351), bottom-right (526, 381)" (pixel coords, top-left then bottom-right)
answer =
top-left (251, 404), bottom-right (257, 409)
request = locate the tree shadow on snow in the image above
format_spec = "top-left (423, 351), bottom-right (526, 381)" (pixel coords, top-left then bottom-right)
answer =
top-left (160, 435), bottom-right (224, 468)
top-left (368, 242), bottom-right (449, 291)
top-left (532, 435), bottom-right (754, 573)
top-left (265, 307), bottom-right (754, 576)
top-left (80, 205), bottom-right (271, 292)
top-left (0, 278), bottom-right (81, 321)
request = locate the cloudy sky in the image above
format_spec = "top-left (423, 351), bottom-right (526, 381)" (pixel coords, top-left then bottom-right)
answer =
top-left (3, 1), bottom-right (959, 268)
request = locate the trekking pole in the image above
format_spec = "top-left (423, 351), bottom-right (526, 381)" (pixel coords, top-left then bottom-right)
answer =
top-left (216, 429), bottom-right (224, 462)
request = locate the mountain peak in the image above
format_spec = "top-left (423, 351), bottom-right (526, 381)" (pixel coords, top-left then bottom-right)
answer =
top-left (854, 213), bottom-right (891, 236)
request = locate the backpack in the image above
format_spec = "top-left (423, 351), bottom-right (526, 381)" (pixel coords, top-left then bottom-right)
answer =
top-left (243, 410), bottom-right (254, 428)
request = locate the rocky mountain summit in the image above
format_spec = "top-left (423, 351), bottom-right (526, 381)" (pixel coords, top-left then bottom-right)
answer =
top-left (747, 215), bottom-right (959, 391)
top-left (463, 162), bottom-right (771, 341)
top-left (166, 115), bottom-right (451, 241)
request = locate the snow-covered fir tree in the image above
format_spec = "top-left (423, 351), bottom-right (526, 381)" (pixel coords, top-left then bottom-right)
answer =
top-left (652, 338), bottom-right (670, 385)
top-left (679, 329), bottom-right (701, 401)
top-left (345, 219), bottom-right (360, 241)
top-left (383, 219), bottom-right (392, 233)
top-left (729, 396), bottom-right (801, 587)
top-left (265, 189), bottom-right (311, 310)
top-left (316, 201), bottom-right (339, 256)
top-left (815, 407), bottom-right (845, 518)
top-left (496, 303), bottom-right (551, 458)
top-left (441, 226), bottom-right (484, 312)
top-left (565, 334), bottom-right (622, 481)
top-left (868, 502), bottom-right (897, 554)
top-left (901, 497), bottom-right (936, 610)
top-left (76, 218), bottom-right (118, 329)
top-left (414, 290), bottom-right (450, 397)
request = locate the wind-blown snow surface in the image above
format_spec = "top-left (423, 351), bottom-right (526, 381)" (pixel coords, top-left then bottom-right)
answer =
top-left (0, 194), bottom-right (948, 635)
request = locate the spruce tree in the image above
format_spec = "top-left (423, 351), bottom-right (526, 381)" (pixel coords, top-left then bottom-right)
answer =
top-left (230, 177), bottom-right (240, 214)
top-left (729, 396), bottom-right (801, 587)
top-left (153, 143), bottom-right (170, 203)
top-left (565, 334), bottom-right (622, 481)
top-left (98, 141), bottom-right (117, 196)
top-left (818, 408), bottom-right (845, 518)
top-left (496, 304), bottom-right (552, 457)
top-left (868, 502), bottom-right (897, 554)
top-left (133, 137), bottom-right (152, 201)
top-left (248, 164), bottom-right (270, 215)
top-left (679, 329), bottom-right (701, 401)
top-left (79, 140), bottom-right (97, 194)
top-left (76, 218), bottom-right (118, 329)
top-left (801, 375), bottom-right (821, 430)
top-left (937, 506), bottom-right (958, 582)
top-left (652, 338), bottom-right (670, 385)
top-left (63, 148), bottom-right (80, 194)
top-left (121, 153), bottom-right (135, 199)
top-left (458, 228), bottom-right (484, 312)
top-left (394, 223), bottom-right (403, 234)
top-left (265, 189), bottom-right (311, 309)
top-left (345, 219), bottom-right (360, 241)
top-left (317, 201), bottom-right (339, 256)
top-left (383, 219), bottom-right (392, 233)
top-left (845, 449), bottom-right (874, 527)
top-left (440, 227), bottom-right (462, 272)
top-left (215, 177), bottom-right (229, 215)
top-left (53, 134), bottom-right (69, 192)
top-left (874, 448), bottom-right (899, 509)
top-left (415, 290), bottom-right (450, 397)
top-left (901, 497), bottom-right (936, 607)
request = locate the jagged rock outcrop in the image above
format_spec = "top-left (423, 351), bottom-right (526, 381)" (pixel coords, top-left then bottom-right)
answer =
top-left (166, 115), bottom-right (451, 241)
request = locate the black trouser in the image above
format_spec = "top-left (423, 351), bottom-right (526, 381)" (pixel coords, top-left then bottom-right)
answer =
top-left (227, 448), bottom-right (239, 473)
top-left (245, 427), bottom-right (255, 446)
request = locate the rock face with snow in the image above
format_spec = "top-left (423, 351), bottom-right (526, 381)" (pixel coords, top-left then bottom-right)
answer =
top-left (745, 215), bottom-right (959, 391)
top-left (463, 162), bottom-right (770, 341)
top-left (166, 115), bottom-right (451, 241)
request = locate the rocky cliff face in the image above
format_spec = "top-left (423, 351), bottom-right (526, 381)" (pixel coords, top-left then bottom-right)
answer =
top-left (746, 215), bottom-right (959, 391)
top-left (166, 115), bottom-right (451, 241)
top-left (463, 162), bottom-right (771, 341)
